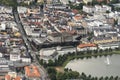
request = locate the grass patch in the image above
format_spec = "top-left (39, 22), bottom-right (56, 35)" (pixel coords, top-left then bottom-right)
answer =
top-left (55, 67), bottom-right (64, 73)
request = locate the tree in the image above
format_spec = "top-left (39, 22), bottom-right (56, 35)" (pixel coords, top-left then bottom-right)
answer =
top-left (40, 59), bottom-right (44, 65)
top-left (0, 0), bottom-right (17, 7)
top-left (102, 0), bottom-right (108, 4)
top-left (88, 32), bottom-right (94, 41)
top-left (110, 76), bottom-right (113, 80)
top-left (106, 10), bottom-right (110, 14)
top-left (47, 67), bottom-right (57, 80)
top-left (92, 0), bottom-right (99, 6)
top-left (69, 2), bottom-right (84, 10)
top-left (99, 76), bottom-right (103, 80)
top-left (47, 67), bottom-right (56, 74)
top-left (111, 0), bottom-right (119, 4)
top-left (99, 49), bottom-right (103, 53)
top-left (114, 19), bottom-right (118, 25)
top-left (56, 72), bottom-right (69, 80)
top-left (94, 77), bottom-right (98, 80)
top-left (105, 76), bottom-right (109, 80)
top-left (43, 62), bottom-right (47, 68)
top-left (69, 69), bottom-right (72, 71)
top-left (104, 48), bottom-right (109, 52)
top-left (87, 2), bottom-right (92, 6)
top-left (48, 59), bottom-right (54, 66)
top-left (115, 76), bottom-right (118, 80)
top-left (67, 71), bottom-right (79, 79)
top-left (40, 4), bottom-right (44, 10)
top-left (80, 72), bottom-right (87, 80)
top-left (54, 58), bottom-right (58, 66)
top-left (49, 73), bottom-right (57, 80)
top-left (34, 0), bottom-right (38, 3)
top-left (19, 2), bottom-right (28, 6)
top-left (57, 55), bottom-right (67, 66)
top-left (64, 68), bottom-right (69, 72)
top-left (57, 71), bottom-right (79, 80)
top-left (88, 75), bottom-right (92, 79)
top-left (79, 3), bottom-right (85, 10)
top-left (109, 48), bottom-right (112, 52)
top-left (115, 7), bottom-right (120, 11)
top-left (81, 72), bottom-right (86, 78)
top-left (68, 1), bottom-right (72, 4)
top-left (57, 72), bottom-right (64, 80)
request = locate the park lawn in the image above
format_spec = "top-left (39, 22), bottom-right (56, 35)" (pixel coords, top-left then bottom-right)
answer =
top-left (55, 66), bottom-right (64, 73)
top-left (112, 50), bottom-right (120, 54)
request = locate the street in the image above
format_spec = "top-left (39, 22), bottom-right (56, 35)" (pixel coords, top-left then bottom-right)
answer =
top-left (13, 9), bottom-right (49, 80)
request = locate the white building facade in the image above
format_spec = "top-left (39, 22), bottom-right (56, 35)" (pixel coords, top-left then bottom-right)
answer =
top-left (83, 6), bottom-right (94, 13)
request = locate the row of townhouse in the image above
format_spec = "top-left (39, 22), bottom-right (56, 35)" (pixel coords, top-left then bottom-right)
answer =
top-left (92, 36), bottom-right (120, 44)
top-left (83, 5), bottom-right (112, 13)
top-left (93, 28), bottom-right (118, 37)
top-left (77, 42), bottom-right (120, 51)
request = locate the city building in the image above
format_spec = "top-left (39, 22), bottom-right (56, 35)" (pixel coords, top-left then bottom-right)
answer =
top-left (46, 4), bottom-right (67, 10)
top-left (10, 47), bottom-right (21, 62)
top-left (57, 46), bottom-right (76, 55)
top-left (95, 5), bottom-right (111, 12)
top-left (0, 58), bottom-right (11, 76)
top-left (92, 35), bottom-right (120, 44)
top-left (17, 7), bottom-right (27, 13)
top-left (39, 48), bottom-right (58, 62)
top-left (83, 6), bottom-right (94, 13)
top-left (24, 65), bottom-right (41, 79)
top-left (77, 43), bottom-right (97, 51)
top-left (5, 72), bottom-right (21, 80)
top-left (47, 32), bottom-right (73, 43)
top-left (118, 17), bottom-right (120, 25)
top-left (83, 0), bottom-right (92, 4)
top-left (98, 42), bottom-right (119, 50)
top-left (21, 57), bottom-right (31, 63)
top-left (17, 0), bottom-right (34, 5)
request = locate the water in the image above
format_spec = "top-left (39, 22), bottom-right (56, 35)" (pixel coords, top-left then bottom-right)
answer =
top-left (65, 54), bottom-right (120, 77)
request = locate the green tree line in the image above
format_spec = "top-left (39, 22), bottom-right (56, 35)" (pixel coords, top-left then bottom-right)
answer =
top-left (0, 0), bottom-right (17, 7)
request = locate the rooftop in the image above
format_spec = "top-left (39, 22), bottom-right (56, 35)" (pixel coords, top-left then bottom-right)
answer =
top-left (25, 65), bottom-right (40, 78)
top-left (78, 43), bottom-right (97, 48)
top-left (5, 74), bottom-right (21, 80)
top-left (40, 48), bottom-right (56, 56)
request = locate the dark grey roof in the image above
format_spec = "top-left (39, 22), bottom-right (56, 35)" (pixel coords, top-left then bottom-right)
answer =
top-left (50, 33), bottom-right (62, 37)
top-left (0, 47), bottom-right (7, 53)
top-left (13, 62), bottom-right (30, 67)
top-left (94, 37), bottom-right (112, 41)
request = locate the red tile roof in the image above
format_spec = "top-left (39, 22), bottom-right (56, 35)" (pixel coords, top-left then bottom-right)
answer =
top-left (14, 76), bottom-right (21, 80)
top-left (0, 42), bottom-right (3, 46)
top-left (74, 15), bottom-right (82, 20)
top-left (5, 75), bottom-right (21, 80)
top-left (5, 75), bottom-right (11, 80)
top-left (78, 43), bottom-right (97, 48)
top-left (25, 65), bottom-right (40, 78)
top-left (72, 9), bottom-right (79, 14)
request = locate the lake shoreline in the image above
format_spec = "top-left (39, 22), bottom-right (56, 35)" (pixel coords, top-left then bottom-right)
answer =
top-left (65, 54), bottom-right (120, 77)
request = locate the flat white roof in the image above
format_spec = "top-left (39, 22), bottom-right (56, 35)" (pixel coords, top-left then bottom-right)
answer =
top-left (40, 48), bottom-right (56, 56)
